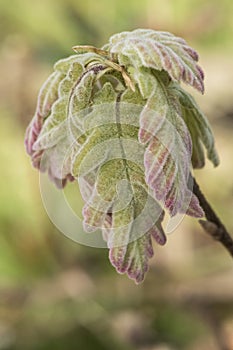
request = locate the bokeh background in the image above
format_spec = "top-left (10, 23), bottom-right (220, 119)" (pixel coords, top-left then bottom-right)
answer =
top-left (0, 0), bottom-right (233, 349)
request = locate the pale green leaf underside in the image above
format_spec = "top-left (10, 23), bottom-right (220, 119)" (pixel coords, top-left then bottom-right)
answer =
top-left (173, 84), bottom-right (219, 168)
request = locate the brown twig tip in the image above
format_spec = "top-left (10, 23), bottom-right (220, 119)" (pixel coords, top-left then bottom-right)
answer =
top-left (192, 177), bottom-right (233, 258)
top-left (199, 220), bottom-right (221, 238)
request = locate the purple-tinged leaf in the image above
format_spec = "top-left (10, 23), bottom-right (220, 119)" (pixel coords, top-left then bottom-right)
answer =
top-left (172, 84), bottom-right (219, 168)
top-left (139, 78), bottom-right (204, 217)
top-left (25, 30), bottom-right (220, 283)
top-left (104, 29), bottom-right (204, 93)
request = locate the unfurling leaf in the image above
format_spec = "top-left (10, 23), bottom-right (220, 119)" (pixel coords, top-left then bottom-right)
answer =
top-left (25, 29), bottom-right (219, 283)
top-left (172, 84), bottom-right (219, 168)
top-left (138, 72), bottom-right (204, 217)
top-left (103, 29), bottom-right (205, 93)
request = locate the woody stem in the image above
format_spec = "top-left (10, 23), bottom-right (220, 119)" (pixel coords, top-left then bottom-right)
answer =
top-left (192, 176), bottom-right (233, 258)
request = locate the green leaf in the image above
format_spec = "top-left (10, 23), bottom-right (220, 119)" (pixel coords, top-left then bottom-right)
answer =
top-left (25, 29), bottom-right (220, 283)
top-left (82, 158), bottom-right (166, 284)
top-left (104, 29), bottom-right (205, 93)
top-left (139, 73), bottom-right (204, 217)
top-left (173, 84), bottom-right (220, 168)
top-left (71, 85), bottom-right (166, 283)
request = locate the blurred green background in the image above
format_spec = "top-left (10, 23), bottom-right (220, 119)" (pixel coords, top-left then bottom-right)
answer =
top-left (0, 0), bottom-right (233, 349)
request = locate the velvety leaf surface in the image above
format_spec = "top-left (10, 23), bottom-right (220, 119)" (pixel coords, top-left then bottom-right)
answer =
top-left (172, 84), bottom-right (219, 168)
top-left (138, 73), bottom-right (204, 217)
top-left (25, 29), bottom-right (219, 283)
top-left (71, 85), bottom-right (166, 283)
top-left (104, 29), bottom-right (205, 93)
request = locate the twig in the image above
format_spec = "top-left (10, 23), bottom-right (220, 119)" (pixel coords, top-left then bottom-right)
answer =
top-left (192, 177), bottom-right (233, 258)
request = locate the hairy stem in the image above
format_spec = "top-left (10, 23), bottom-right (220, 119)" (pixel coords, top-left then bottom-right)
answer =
top-left (192, 177), bottom-right (233, 258)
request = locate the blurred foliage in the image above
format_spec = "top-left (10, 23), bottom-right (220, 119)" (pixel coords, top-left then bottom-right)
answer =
top-left (0, 0), bottom-right (233, 60)
top-left (0, 0), bottom-right (232, 349)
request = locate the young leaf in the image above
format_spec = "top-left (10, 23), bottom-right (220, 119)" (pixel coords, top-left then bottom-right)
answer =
top-left (104, 29), bottom-right (204, 93)
top-left (25, 55), bottom-right (84, 185)
top-left (25, 29), bottom-right (221, 283)
top-left (80, 158), bottom-right (166, 284)
top-left (138, 73), bottom-right (204, 217)
top-left (172, 84), bottom-right (219, 168)
top-left (70, 83), bottom-right (166, 282)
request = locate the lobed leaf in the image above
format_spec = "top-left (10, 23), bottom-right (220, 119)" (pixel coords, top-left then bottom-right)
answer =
top-left (104, 29), bottom-right (205, 93)
top-left (71, 84), bottom-right (166, 282)
top-left (138, 74), bottom-right (204, 217)
top-left (172, 84), bottom-right (219, 168)
top-left (82, 158), bottom-right (166, 283)
top-left (25, 29), bottom-right (220, 283)
top-left (30, 55), bottom-right (114, 186)
top-left (25, 71), bottom-right (63, 162)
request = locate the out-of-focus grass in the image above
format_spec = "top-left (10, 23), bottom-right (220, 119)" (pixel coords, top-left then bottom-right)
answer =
top-left (0, 111), bottom-right (57, 283)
